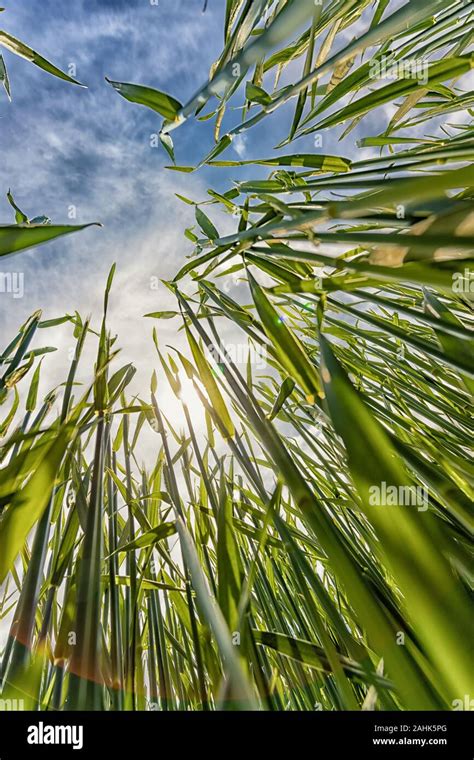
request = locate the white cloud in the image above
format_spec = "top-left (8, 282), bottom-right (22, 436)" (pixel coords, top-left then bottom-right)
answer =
top-left (233, 133), bottom-right (247, 158)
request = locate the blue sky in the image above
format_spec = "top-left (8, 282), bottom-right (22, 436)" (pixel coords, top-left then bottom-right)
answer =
top-left (0, 0), bottom-right (355, 403)
top-left (1, 1), bottom-right (241, 392)
top-left (1, 0), bottom-right (231, 258)
top-left (1, 0), bottom-right (444, 412)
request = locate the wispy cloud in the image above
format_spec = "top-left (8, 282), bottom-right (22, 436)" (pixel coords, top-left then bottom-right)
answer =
top-left (0, 0), bottom-right (416, 430)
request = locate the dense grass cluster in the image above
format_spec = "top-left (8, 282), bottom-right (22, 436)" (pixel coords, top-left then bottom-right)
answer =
top-left (0, 0), bottom-right (473, 711)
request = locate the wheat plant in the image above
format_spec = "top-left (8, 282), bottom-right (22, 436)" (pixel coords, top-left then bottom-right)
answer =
top-left (0, 0), bottom-right (473, 712)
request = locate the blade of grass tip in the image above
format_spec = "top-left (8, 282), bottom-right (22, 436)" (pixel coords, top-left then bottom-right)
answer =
top-left (105, 77), bottom-right (183, 121)
top-left (0, 310), bottom-right (42, 398)
top-left (0, 30), bottom-right (86, 85)
top-left (0, 223), bottom-right (100, 259)
top-left (288, 4), bottom-right (321, 140)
